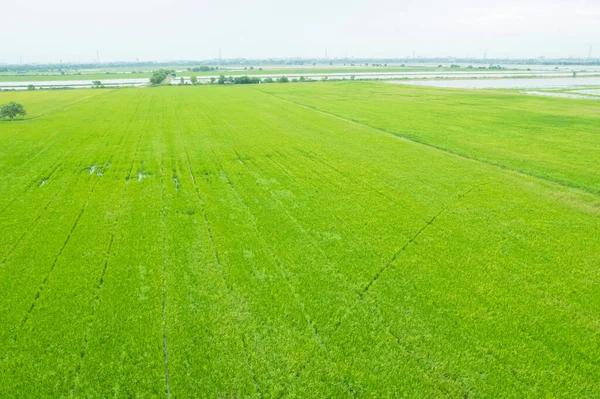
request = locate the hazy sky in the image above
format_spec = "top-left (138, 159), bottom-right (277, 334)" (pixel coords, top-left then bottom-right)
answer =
top-left (2, 0), bottom-right (599, 63)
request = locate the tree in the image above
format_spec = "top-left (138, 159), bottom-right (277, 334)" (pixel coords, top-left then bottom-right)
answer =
top-left (218, 75), bottom-right (226, 84)
top-left (210, 77), bottom-right (216, 84)
top-left (1, 102), bottom-right (27, 121)
top-left (263, 77), bottom-right (274, 83)
top-left (232, 76), bottom-right (260, 85)
top-left (276, 76), bottom-right (289, 83)
top-left (180, 77), bottom-right (185, 85)
top-left (190, 75), bottom-right (198, 85)
top-left (92, 80), bottom-right (102, 88)
top-left (27, 84), bottom-right (36, 91)
top-left (150, 69), bottom-right (170, 85)
top-left (192, 66), bottom-right (216, 72)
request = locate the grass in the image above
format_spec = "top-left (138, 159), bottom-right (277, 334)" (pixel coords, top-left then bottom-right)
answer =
top-left (259, 82), bottom-right (600, 195)
top-left (0, 89), bottom-right (107, 119)
top-left (0, 83), bottom-right (598, 397)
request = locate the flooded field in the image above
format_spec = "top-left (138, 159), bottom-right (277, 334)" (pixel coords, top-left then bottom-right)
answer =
top-left (172, 71), bottom-right (600, 85)
top-left (3, 70), bottom-right (600, 91)
top-left (522, 91), bottom-right (600, 100)
top-left (388, 76), bottom-right (600, 89)
top-left (0, 78), bottom-right (149, 90)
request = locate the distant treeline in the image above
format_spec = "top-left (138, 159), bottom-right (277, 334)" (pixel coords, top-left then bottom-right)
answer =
top-left (3, 57), bottom-right (600, 73)
top-left (187, 66), bottom-right (219, 72)
top-left (151, 74), bottom-right (322, 86)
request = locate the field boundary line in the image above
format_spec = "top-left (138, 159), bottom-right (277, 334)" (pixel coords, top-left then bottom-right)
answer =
top-left (255, 89), bottom-right (600, 199)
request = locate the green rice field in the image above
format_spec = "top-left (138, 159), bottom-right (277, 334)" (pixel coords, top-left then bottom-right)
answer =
top-left (0, 82), bottom-right (598, 397)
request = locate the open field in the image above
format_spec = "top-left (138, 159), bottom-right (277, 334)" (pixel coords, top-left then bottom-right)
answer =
top-left (0, 72), bottom-right (153, 83)
top-left (260, 82), bottom-right (600, 194)
top-left (0, 83), bottom-right (599, 397)
top-left (0, 89), bottom-right (105, 118)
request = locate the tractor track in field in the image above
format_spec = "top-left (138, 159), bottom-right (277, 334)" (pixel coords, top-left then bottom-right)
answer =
top-left (239, 98), bottom-right (433, 228)
top-left (176, 100), bottom-right (298, 397)
top-left (0, 94), bottom-right (121, 215)
top-left (214, 155), bottom-right (323, 342)
top-left (174, 99), bottom-right (263, 396)
top-left (0, 92), bottom-right (141, 258)
top-left (213, 103), bottom-right (442, 344)
top-left (9, 103), bottom-right (138, 333)
top-left (182, 97), bottom-right (324, 345)
top-left (348, 181), bottom-right (478, 318)
top-left (0, 175), bottom-right (64, 266)
top-left (160, 157), bottom-right (171, 399)
top-left (206, 149), bottom-right (337, 398)
top-left (159, 93), bottom-right (172, 399)
top-left (288, 182), bottom-right (483, 384)
top-left (185, 148), bottom-right (223, 267)
top-left (242, 334), bottom-right (261, 397)
top-left (180, 98), bottom-right (333, 396)
top-left (256, 89), bottom-right (600, 199)
top-left (190, 96), bottom-right (375, 287)
top-left (16, 177), bottom-right (101, 336)
top-left (69, 96), bottom-right (148, 397)
top-left (228, 104), bottom-right (423, 237)
top-left (0, 98), bottom-right (143, 267)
